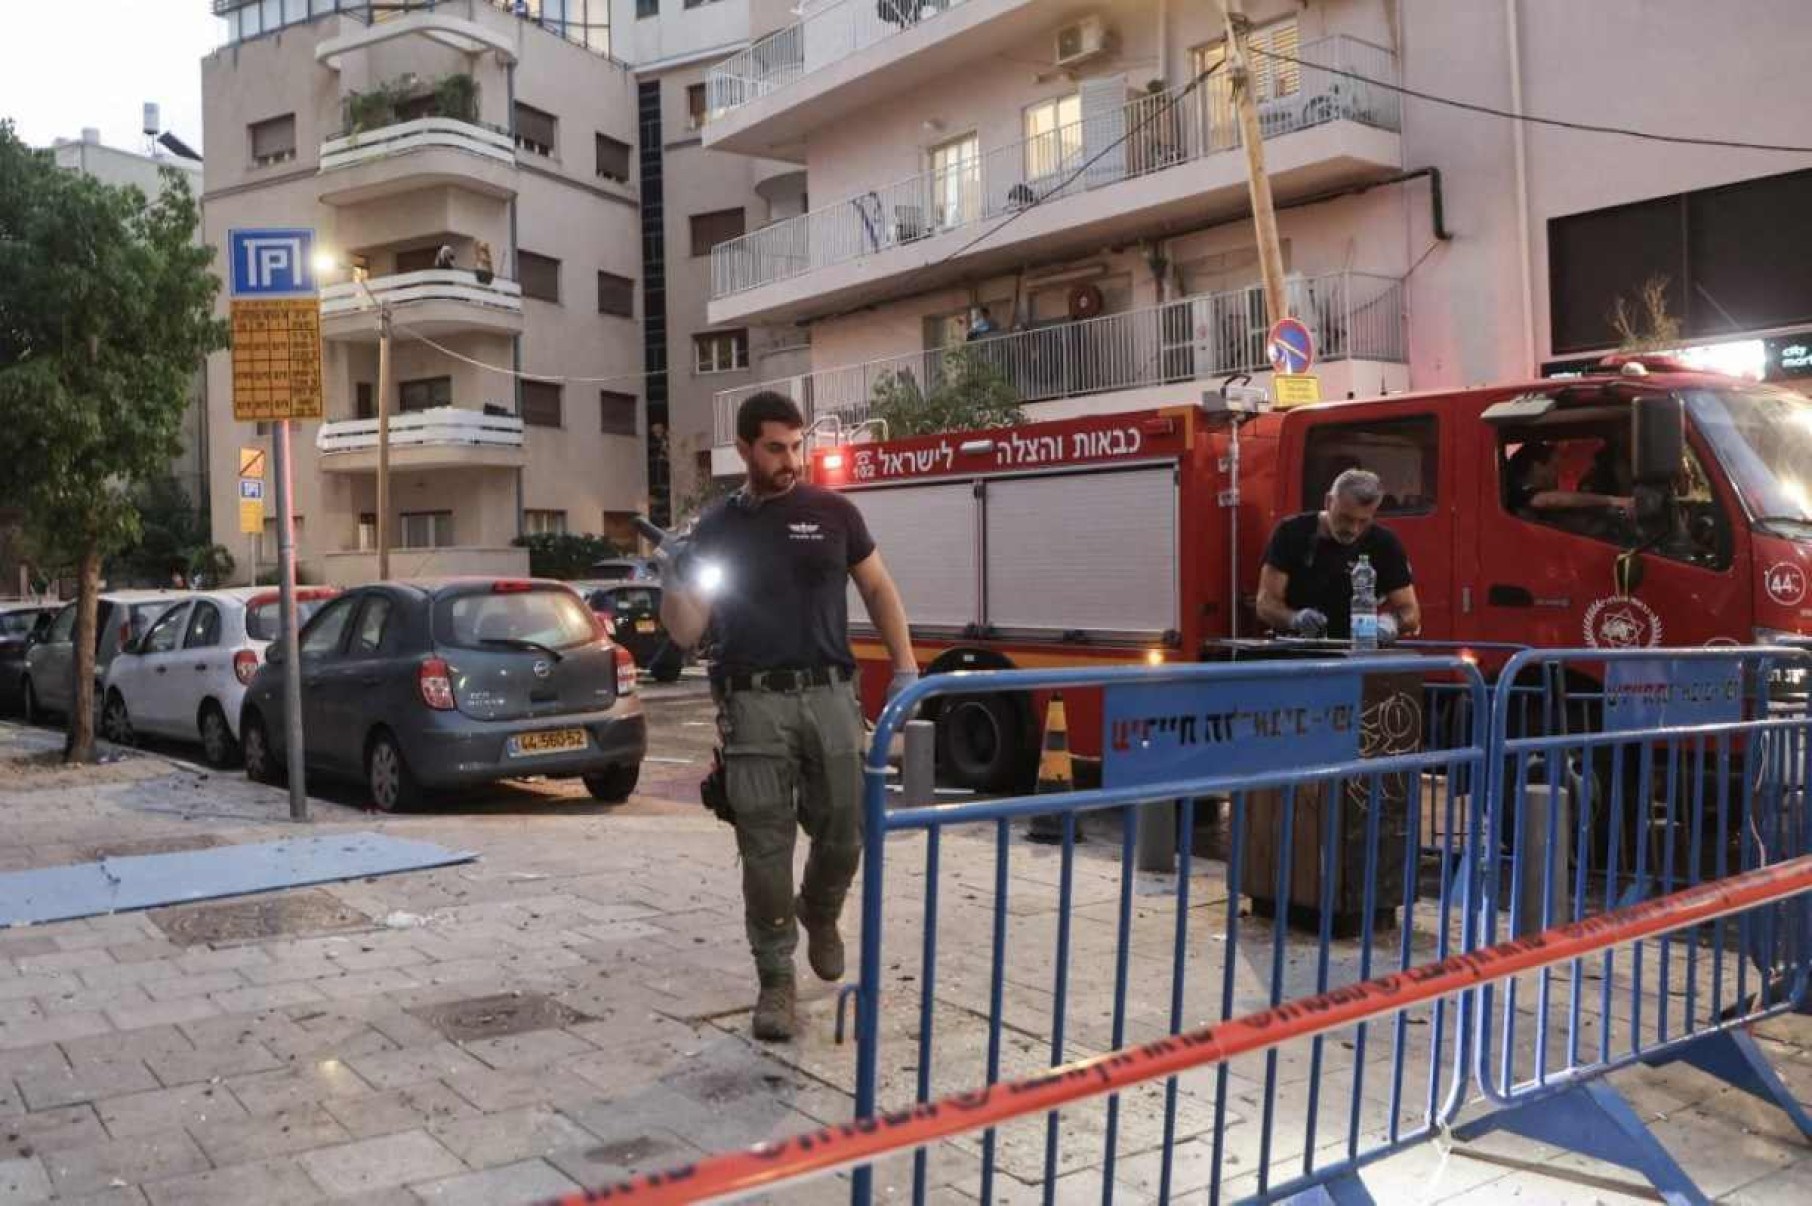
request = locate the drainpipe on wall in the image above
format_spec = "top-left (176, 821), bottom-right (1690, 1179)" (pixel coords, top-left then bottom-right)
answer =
top-left (1505, 0), bottom-right (1536, 374)
top-left (508, 60), bottom-right (524, 543)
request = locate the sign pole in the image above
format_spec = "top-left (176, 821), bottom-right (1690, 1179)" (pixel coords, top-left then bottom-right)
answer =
top-left (272, 420), bottom-right (307, 821)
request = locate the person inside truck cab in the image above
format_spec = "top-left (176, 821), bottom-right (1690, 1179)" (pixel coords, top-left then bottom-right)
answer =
top-left (1256, 468), bottom-right (1421, 642)
top-left (1505, 440), bottom-right (1635, 525)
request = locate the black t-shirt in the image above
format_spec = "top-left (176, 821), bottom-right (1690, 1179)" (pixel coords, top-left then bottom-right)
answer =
top-left (689, 483), bottom-right (877, 672)
top-left (1261, 512), bottom-right (1413, 639)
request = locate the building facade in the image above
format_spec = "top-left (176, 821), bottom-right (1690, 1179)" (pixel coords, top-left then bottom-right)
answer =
top-left (201, 0), bottom-right (646, 586)
top-left (696, 0), bottom-right (1812, 460)
top-left (608, 0), bottom-right (810, 516)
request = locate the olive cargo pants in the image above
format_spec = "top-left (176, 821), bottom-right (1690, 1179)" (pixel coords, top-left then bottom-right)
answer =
top-left (716, 679), bottom-right (867, 979)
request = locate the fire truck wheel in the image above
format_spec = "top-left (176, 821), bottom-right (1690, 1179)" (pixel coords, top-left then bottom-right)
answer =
top-left (935, 693), bottom-right (1030, 792)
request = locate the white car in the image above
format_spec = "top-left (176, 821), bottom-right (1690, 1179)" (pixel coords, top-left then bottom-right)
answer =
top-left (22, 590), bottom-right (193, 724)
top-left (101, 586), bottom-right (338, 766)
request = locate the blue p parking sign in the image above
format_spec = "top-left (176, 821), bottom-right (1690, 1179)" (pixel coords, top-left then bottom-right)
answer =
top-left (228, 228), bottom-right (317, 298)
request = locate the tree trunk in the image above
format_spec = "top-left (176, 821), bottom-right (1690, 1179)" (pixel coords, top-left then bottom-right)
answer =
top-left (64, 545), bottom-right (102, 764)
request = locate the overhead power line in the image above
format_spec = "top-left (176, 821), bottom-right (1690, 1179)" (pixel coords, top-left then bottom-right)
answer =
top-left (1250, 44), bottom-right (1812, 154)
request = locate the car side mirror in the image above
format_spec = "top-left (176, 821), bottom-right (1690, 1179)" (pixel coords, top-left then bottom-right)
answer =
top-left (1632, 395), bottom-right (1685, 486)
top-left (264, 645), bottom-right (286, 667)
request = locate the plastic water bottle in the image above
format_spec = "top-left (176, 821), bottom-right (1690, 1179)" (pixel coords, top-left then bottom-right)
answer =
top-left (1350, 554), bottom-right (1379, 652)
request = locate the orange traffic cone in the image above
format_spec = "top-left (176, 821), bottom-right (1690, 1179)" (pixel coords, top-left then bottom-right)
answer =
top-left (1026, 694), bottom-right (1084, 844)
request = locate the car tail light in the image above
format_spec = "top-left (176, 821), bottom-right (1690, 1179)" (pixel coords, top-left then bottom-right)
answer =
top-left (491, 580), bottom-right (535, 593)
top-left (233, 649), bottom-right (259, 685)
top-left (418, 657), bottom-right (456, 710)
top-left (119, 621), bottom-right (133, 649)
top-left (613, 644), bottom-right (637, 695)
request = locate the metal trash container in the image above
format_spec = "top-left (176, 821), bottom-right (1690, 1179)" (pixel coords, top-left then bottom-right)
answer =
top-left (1214, 640), bottom-right (1425, 938)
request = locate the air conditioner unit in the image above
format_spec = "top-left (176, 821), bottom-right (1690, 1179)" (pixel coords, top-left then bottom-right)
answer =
top-left (1054, 16), bottom-right (1111, 68)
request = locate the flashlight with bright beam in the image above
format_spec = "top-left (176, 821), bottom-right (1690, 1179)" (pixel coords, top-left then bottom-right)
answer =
top-left (634, 516), bottom-right (725, 597)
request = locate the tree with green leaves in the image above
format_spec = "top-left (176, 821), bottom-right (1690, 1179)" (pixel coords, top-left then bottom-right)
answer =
top-left (512, 531), bottom-right (624, 579)
top-left (0, 122), bottom-right (228, 761)
top-left (868, 344), bottom-right (1025, 438)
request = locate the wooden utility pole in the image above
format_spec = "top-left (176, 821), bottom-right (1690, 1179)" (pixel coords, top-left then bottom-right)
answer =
top-left (1224, 0), bottom-right (1289, 329)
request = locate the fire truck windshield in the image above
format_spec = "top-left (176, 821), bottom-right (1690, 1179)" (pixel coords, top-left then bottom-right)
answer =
top-left (1687, 385), bottom-right (1812, 539)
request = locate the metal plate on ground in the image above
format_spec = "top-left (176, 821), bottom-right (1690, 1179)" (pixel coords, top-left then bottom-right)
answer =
top-left (0, 833), bottom-right (475, 928)
top-left (81, 835), bottom-right (225, 862)
top-left (409, 992), bottom-right (591, 1042)
top-left (150, 889), bottom-right (371, 947)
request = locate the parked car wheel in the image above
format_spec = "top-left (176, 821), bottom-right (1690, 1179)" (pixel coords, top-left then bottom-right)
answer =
top-left (199, 703), bottom-right (240, 769)
top-left (20, 678), bottom-right (39, 726)
top-left (650, 655), bottom-right (683, 684)
top-left (366, 730), bottom-right (422, 813)
top-left (101, 691), bottom-right (134, 747)
top-left (241, 709), bottom-right (279, 785)
top-left (583, 763), bottom-right (640, 803)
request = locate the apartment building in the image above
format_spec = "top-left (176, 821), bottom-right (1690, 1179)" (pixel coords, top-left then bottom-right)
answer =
top-left (52, 131), bottom-right (210, 510)
top-left (697, 0), bottom-right (1812, 462)
top-left (609, 0), bottom-right (810, 516)
top-left (201, 0), bottom-right (645, 586)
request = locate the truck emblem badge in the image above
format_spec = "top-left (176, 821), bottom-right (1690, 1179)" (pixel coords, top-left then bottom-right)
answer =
top-left (1764, 562), bottom-right (1806, 607)
top-left (1583, 596), bottom-right (1663, 649)
top-left (533, 659), bottom-right (552, 679)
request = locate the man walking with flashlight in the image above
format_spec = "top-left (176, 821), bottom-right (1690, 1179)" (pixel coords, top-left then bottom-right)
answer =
top-left (660, 391), bottom-right (917, 1042)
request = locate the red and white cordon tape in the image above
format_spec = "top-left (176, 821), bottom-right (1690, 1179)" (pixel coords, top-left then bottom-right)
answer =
top-left (545, 854), bottom-right (1812, 1206)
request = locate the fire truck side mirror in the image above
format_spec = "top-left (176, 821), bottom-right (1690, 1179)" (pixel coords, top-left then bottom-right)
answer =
top-left (1631, 394), bottom-right (1684, 486)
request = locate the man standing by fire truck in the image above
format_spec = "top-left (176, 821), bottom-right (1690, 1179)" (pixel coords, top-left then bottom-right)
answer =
top-left (659, 392), bottom-right (917, 1043)
top-left (1255, 468), bottom-right (1421, 642)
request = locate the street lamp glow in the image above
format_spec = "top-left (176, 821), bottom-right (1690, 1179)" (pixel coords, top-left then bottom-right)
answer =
top-left (311, 250), bottom-right (340, 279)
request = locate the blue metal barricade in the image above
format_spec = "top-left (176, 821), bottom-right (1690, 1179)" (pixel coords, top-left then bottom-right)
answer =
top-left (852, 655), bottom-right (1490, 1205)
top-left (1460, 646), bottom-right (1812, 1199)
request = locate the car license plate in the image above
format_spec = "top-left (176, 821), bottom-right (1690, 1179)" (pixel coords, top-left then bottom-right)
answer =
top-left (635, 619), bottom-right (656, 633)
top-left (508, 728), bottom-right (588, 757)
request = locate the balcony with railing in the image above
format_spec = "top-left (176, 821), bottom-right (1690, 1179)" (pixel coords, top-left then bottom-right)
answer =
top-left (708, 36), bottom-right (1402, 325)
top-left (704, 0), bottom-right (1092, 158)
top-left (711, 272), bottom-right (1406, 445)
top-left (318, 94), bottom-right (517, 203)
top-left (316, 406), bottom-right (527, 472)
top-left (320, 269), bottom-right (525, 340)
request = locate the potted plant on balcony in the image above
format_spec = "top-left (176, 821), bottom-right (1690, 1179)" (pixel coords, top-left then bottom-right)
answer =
top-left (869, 345), bottom-right (1024, 438)
top-left (345, 86), bottom-right (399, 136)
top-left (432, 73), bottom-right (479, 125)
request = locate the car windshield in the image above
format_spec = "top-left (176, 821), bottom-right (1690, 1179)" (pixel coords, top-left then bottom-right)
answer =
top-left (1687, 386), bottom-right (1812, 538)
top-left (245, 598), bottom-right (330, 642)
top-left (434, 587), bottom-right (598, 652)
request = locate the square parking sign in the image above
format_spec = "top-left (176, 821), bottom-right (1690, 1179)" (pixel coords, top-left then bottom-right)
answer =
top-left (228, 228), bottom-right (316, 298)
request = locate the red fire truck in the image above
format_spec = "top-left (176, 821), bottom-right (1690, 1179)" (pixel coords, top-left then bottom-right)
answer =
top-left (812, 357), bottom-right (1812, 788)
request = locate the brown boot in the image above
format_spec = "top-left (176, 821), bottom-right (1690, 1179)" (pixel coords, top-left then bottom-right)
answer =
top-left (751, 974), bottom-right (796, 1043)
top-left (795, 894), bottom-right (844, 982)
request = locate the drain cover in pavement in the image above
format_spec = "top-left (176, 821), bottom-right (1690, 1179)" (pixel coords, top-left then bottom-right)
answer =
top-left (409, 992), bottom-right (591, 1042)
top-left (150, 889), bottom-right (372, 946)
top-left (82, 835), bottom-right (225, 862)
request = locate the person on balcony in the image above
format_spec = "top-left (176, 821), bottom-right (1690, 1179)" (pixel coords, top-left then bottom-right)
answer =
top-left (966, 306), bottom-right (999, 342)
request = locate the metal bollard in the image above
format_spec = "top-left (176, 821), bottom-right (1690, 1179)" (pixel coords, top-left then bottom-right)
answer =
top-left (1135, 799), bottom-right (1177, 873)
top-left (1514, 781), bottom-right (1573, 935)
top-left (901, 720), bottom-right (935, 809)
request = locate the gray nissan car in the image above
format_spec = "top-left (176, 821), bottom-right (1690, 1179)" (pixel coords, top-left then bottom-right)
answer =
top-left (238, 577), bottom-right (646, 810)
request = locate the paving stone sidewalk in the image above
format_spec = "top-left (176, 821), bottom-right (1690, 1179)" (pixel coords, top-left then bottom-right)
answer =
top-left (0, 720), bottom-right (1805, 1204)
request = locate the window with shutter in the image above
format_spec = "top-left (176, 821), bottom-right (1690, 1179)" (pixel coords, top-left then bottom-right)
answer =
top-left (689, 208), bottom-right (746, 257)
top-left (524, 509), bottom-right (568, 535)
top-left (521, 381), bottom-right (563, 427)
top-left (595, 134), bottom-right (631, 183)
top-left (693, 330), bottom-right (749, 374)
top-left (514, 102), bottom-right (557, 156)
top-left (599, 390), bottom-right (637, 436)
top-left (519, 251), bottom-right (561, 302)
top-left (597, 271), bottom-right (635, 317)
top-left (249, 114), bottom-right (296, 166)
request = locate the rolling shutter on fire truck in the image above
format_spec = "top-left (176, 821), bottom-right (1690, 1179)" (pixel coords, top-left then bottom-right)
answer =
top-left (844, 480), bottom-right (979, 630)
top-left (983, 466), bottom-right (1178, 637)
top-left (843, 462), bottom-right (1179, 641)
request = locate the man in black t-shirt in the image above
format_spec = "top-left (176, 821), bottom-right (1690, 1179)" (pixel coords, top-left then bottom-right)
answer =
top-left (1255, 468), bottom-right (1420, 642)
top-left (660, 391), bottom-right (916, 1043)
